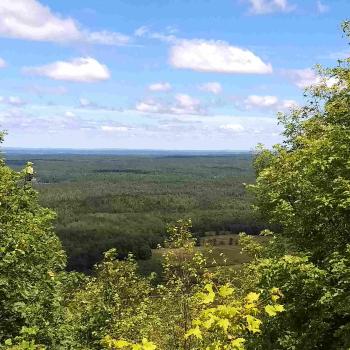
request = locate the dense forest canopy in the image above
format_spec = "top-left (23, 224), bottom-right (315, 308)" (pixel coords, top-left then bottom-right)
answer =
top-left (0, 21), bottom-right (350, 350)
top-left (5, 152), bottom-right (263, 272)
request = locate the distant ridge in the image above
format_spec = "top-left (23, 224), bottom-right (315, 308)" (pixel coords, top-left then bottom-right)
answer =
top-left (3, 148), bottom-right (252, 156)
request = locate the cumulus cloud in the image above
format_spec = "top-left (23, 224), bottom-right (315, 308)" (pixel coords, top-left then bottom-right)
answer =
top-left (245, 0), bottom-right (295, 14)
top-left (199, 82), bottom-right (223, 95)
top-left (135, 94), bottom-right (205, 115)
top-left (316, 0), bottom-right (329, 13)
top-left (169, 39), bottom-right (272, 74)
top-left (238, 94), bottom-right (298, 111)
top-left (148, 82), bottom-right (172, 92)
top-left (0, 57), bottom-right (6, 68)
top-left (24, 57), bottom-right (111, 83)
top-left (0, 0), bottom-right (129, 45)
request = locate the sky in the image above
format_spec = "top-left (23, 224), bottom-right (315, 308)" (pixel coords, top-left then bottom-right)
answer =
top-left (0, 0), bottom-right (349, 150)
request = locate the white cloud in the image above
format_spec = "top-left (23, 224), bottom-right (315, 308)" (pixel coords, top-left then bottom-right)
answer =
top-left (246, 0), bottom-right (295, 14)
top-left (199, 82), bottom-right (222, 95)
top-left (135, 94), bottom-right (205, 115)
top-left (0, 0), bottom-right (129, 45)
top-left (284, 68), bottom-right (338, 89)
top-left (0, 57), bottom-right (6, 68)
top-left (173, 94), bottom-right (202, 114)
top-left (241, 94), bottom-right (298, 110)
top-left (285, 68), bottom-right (318, 88)
top-left (101, 125), bottom-right (129, 132)
top-left (148, 82), bottom-right (172, 92)
top-left (134, 26), bottom-right (176, 43)
top-left (86, 31), bottom-right (130, 46)
top-left (316, 0), bottom-right (329, 13)
top-left (219, 124), bottom-right (245, 132)
top-left (245, 95), bottom-right (278, 107)
top-left (169, 39), bottom-right (272, 74)
top-left (24, 57), bottom-right (110, 83)
top-left (135, 100), bottom-right (164, 113)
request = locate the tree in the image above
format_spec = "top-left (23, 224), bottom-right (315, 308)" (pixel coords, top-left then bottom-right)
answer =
top-left (244, 22), bottom-right (350, 349)
top-left (0, 132), bottom-right (66, 347)
top-left (249, 24), bottom-right (350, 260)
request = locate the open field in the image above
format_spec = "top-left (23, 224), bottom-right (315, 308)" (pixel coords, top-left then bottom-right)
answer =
top-left (138, 234), bottom-right (268, 277)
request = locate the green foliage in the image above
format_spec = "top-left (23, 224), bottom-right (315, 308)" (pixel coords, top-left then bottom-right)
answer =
top-left (249, 39), bottom-right (350, 260)
top-left (0, 142), bottom-right (66, 347)
top-left (243, 21), bottom-right (350, 350)
top-left (62, 249), bottom-right (156, 349)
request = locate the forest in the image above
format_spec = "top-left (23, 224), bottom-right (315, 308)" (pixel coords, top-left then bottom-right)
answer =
top-left (1, 21), bottom-right (350, 350)
top-left (5, 152), bottom-right (265, 272)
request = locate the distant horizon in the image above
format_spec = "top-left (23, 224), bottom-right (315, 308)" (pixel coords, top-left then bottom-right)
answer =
top-left (3, 147), bottom-right (253, 154)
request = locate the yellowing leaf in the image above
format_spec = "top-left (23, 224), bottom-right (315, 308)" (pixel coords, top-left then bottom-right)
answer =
top-left (185, 326), bottom-right (202, 339)
top-left (270, 287), bottom-right (281, 294)
top-left (131, 345), bottom-right (143, 350)
top-left (246, 315), bottom-right (262, 334)
top-left (265, 305), bottom-right (277, 317)
top-left (113, 339), bottom-right (130, 348)
top-left (199, 284), bottom-right (215, 304)
top-left (265, 304), bottom-right (285, 317)
top-left (219, 284), bottom-right (234, 298)
top-left (141, 338), bottom-right (157, 350)
top-left (192, 319), bottom-right (202, 326)
top-left (203, 315), bottom-right (216, 329)
top-left (274, 304), bottom-right (285, 312)
top-left (245, 292), bottom-right (260, 304)
top-left (231, 337), bottom-right (246, 350)
top-left (271, 295), bottom-right (280, 302)
top-left (217, 318), bottom-right (230, 333)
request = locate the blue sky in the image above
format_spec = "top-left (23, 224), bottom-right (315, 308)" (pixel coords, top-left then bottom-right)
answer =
top-left (0, 0), bottom-right (348, 149)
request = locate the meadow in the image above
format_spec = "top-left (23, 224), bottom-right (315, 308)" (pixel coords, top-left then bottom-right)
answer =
top-left (4, 150), bottom-right (265, 272)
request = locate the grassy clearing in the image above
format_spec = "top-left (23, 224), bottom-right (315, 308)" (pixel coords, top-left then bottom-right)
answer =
top-left (138, 234), bottom-right (266, 277)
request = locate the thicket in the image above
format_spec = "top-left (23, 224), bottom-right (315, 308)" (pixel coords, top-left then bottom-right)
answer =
top-left (1, 21), bottom-right (350, 350)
